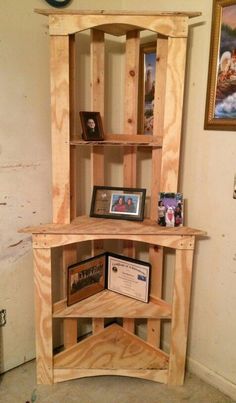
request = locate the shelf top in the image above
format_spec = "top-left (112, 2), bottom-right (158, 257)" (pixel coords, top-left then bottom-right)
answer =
top-left (35, 9), bottom-right (201, 18)
top-left (21, 215), bottom-right (206, 237)
top-left (70, 134), bottom-right (163, 147)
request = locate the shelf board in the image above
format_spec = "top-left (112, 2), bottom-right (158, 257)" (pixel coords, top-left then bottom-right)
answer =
top-left (54, 323), bottom-right (169, 370)
top-left (21, 216), bottom-right (207, 237)
top-left (70, 134), bottom-right (162, 147)
top-left (53, 290), bottom-right (172, 319)
top-left (35, 9), bottom-right (201, 18)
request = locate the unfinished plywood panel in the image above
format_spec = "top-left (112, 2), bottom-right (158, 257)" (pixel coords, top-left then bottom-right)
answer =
top-left (54, 324), bottom-right (169, 370)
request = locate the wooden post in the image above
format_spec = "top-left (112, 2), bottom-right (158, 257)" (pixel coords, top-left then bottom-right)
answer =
top-left (90, 28), bottom-right (105, 332)
top-left (33, 248), bottom-right (53, 384)
top-left (123, 30), bottom-right (140, 333)
top-left (148, 35), bottom-right (168, 348)
top-left (168, 248), bottom-right (194, 385)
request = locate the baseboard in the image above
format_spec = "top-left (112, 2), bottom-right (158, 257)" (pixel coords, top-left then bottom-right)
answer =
top-left (136, 323), bottom-right (236, 400)
top-left (187, 356), bottom-right (236, 401)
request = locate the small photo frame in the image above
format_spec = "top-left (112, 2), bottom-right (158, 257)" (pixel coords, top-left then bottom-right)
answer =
top-left (107, 253), bottom-right (151, 303)
top-left (158, 192), bottom-right (184, 227)
top-left (79, 111), bottom-right (104, 141)
top-left (67, 253), bottom-right (106, 306)
top-left (90, 186), bottom-right (146, 221)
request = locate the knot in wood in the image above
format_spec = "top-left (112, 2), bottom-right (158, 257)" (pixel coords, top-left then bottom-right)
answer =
top-left (128, 118), bottom-right (132, 124)
top-left (129, 70), bottom-right (135, 77)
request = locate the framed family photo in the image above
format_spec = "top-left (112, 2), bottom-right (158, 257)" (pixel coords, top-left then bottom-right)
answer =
top-left (79, 111), bottom-right (104, 140)
top-left (67, 253), bottom-right (106, 306)
top-left (90, 186), bottom-right (146, 221)
top-left (138, 42), bottom-right (157, 134)
top-left (205, 0), bottom-right (236, 130)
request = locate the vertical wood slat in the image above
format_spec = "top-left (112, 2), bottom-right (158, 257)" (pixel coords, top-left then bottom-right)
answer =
top-left (59, 35), bottom-right (78, 349)
top-left (160, 37), bottom-right (188, 192)
top-left (90, 28), bottom-right (105, 332)
top-left (123, 30), bottom-right (140, 188)
top-left (148, 35), bottom-right (169, 348)
top-left (147, 246), bottom-right (163, 347)
top-left (91, 28), bottom-right (105, 186)
top-left (69, 34), bottom-right (77, 221)
top-left (123, 30), bottom-right (140, 332)
top-left (168, 248), bottom-right (194, 385)
top-left (50, 36), bottom-right (70, 224)
top-left (34, 249), bottom-right (53, 384)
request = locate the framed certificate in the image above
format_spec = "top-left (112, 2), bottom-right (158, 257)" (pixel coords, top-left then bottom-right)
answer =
top-left (107, 253), bottom-right (151, 303)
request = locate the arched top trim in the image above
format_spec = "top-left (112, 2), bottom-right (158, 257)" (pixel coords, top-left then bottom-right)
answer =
top-left (45, 13), bottom-right (189, 38)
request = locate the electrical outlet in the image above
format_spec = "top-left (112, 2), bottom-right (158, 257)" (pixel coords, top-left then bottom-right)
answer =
top-left (0, 309), bottom-right (6, 326)
top-left (233, 175), bottom-right (236, 199)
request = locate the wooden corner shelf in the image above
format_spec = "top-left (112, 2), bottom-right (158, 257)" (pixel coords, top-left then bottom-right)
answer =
top-left (53, 290), bottom-right (172, 319)
top-left (25, 8), bottom-right (205, 387)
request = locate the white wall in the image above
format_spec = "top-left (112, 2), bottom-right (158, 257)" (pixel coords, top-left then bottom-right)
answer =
top-left (0, 0), bottom-right (236, 399)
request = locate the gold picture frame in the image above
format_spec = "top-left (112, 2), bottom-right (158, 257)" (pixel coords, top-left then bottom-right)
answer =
top-left (205, 0), bottom-right (236, 130)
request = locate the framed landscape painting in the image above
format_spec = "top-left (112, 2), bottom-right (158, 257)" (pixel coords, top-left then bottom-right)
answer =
top-left (205, 0), bottom-right (236, 130)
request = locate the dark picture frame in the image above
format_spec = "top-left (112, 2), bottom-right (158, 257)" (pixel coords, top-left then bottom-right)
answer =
top-left (138, 42), bottom-right (157, 134)
top-left (90, 186), bottom-right (146, 221)
top-left (205, 0), bottom-right (236, 130)
top-left (67, 253), bottom-right (106, 306)
top-left (79, 111), bottom-right (104, 140)
top-left (107, 252), bottom-right (151, 303)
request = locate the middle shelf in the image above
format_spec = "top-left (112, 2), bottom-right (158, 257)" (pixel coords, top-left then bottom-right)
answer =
top-left (53, 289), bottom-right (172, 319)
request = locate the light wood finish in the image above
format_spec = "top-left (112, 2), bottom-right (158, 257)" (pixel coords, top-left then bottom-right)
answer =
top-left (21, 216), bottom-right (206, 237)
top-left (54, 324), bottom-right (169, 369)
top-left (50, 36), bottom-right (70, 224)
top-left (148, 36), bottom-right (168, 348)
top-left (33, 249), bottom-right (53, 384)
top-left (36, 9), bottom-right (201, 17)
top-left (46, 14), bottom-right (189, 38)
top-left (160, 37), bottom-right (187, 192)
top-left (26, 10), bottom-right (205, 386)
top-left (71, 133), bottom-right (162, 146)
top-left (53, 290), bottom-right (172, 319)
top-left (53, 368), bottom-right (168, 383)
top-left (90, 29), bottom-right (105, 334)
top-left (168, 249), bottom-right (194, 385)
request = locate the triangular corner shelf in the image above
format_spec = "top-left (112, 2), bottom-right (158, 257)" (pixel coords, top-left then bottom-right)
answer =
top-left (54, 323), bottom-right (169, 370)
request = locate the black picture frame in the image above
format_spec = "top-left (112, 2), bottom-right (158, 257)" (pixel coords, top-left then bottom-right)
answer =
top-left (79, 111), bottom-right (104, 141)
top-left (90, 186), bottom-right (146, 221)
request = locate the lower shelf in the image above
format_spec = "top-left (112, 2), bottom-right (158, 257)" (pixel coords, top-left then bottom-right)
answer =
top-left (54, 323), bottom-right (169, 371)
top-left (53, 290), bottom-right (172, 319)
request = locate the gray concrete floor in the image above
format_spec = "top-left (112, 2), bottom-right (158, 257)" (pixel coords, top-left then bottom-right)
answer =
top-left (0, 360), bottom-right (235, 403)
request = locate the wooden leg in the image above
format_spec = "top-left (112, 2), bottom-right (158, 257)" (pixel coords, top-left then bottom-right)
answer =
top-left (123, 318), bottom-right (135, 333)
top-left (33, 248), bottom-right (53, 384)
top-left (63, 245), bottom-right (78, 348)
top-left (147, 246), bottom-right (163, 347)
top-left (168, 248), bottom-right (194, 385)
top-left (92, 318), bottom-right (104, 334)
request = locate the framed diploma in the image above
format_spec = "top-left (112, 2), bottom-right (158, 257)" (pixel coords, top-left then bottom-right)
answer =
top-left (107, 253), bottom-right (151, 303)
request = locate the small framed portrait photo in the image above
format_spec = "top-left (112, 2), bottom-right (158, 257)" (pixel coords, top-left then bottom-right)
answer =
top-left (79, 111), bottom-right (104, 141)
top-left (90, 186), bottom-right (146, 221)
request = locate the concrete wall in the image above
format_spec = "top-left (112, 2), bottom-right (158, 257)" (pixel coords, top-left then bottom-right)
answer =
top-left (0, 0), bottom-right (236, 399)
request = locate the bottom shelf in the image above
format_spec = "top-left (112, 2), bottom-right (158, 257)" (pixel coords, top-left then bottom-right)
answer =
top-left (54, 323), bottom-right (169, 372)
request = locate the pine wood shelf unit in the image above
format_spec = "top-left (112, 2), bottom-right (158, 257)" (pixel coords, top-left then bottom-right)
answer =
top-left (24, 8), bottom-right (205, 386)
